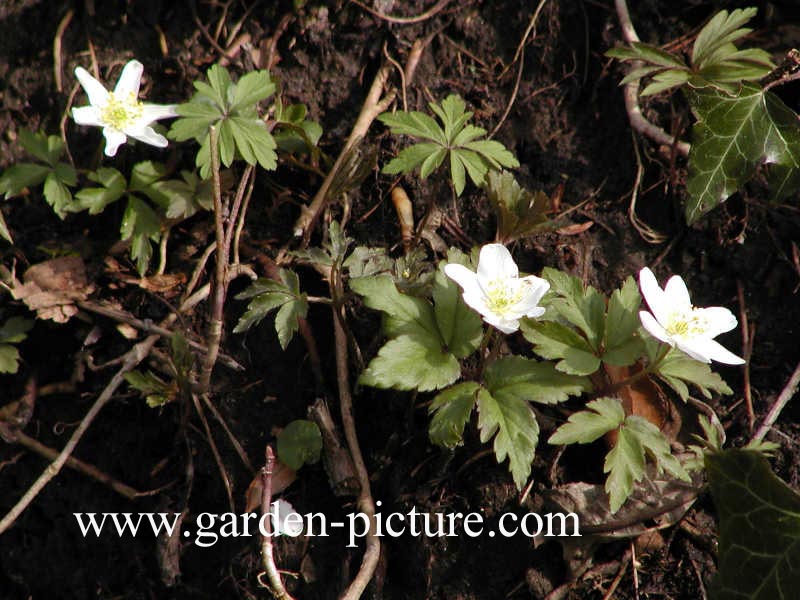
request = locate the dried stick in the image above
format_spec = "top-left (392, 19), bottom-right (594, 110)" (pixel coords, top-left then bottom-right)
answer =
top-left (53, 8), bottom-right (74, 93)
top-left (1, 428), bottom-right (142, 500)
top-left (0, 334), bottom-right (159, 535)
top-left (260, 446), bottom-right (296, 600)
top-left (330, 268), bottom-right (380, 600)
top-left (349, 0), bottom-right (452, 24)
top-left (293, 65), bottom-right (396, 240)
top-left (736, 280), bottom-right (755, 431)
top-left (613, 0), bottom-right (690, 156)
top-left (752, 359), bottom-right (800, 443)
top-left (199, 126), bottom-right (227, 394)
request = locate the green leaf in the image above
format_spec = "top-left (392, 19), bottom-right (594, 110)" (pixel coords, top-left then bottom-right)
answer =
top-left (150, 170), bottom-right (213, 220)
top-left (541, 267), bottom-right (606, 349)
top-left (359, 334), bottom-right (461, 392)
top-left (230, 70), bottom-right (276, 112)
top-left (604, 425), bottom-right (645, 513)
top-left (428, 382), bottom-right (480, 448)
top-left (379, 94), bottom-right (518, 196)
top-left (350, 274), bottom-right (441, 343)
top-left (0, 164), bottom-right (50, 198)
top-left (72, 167), bottom-right (127, 215)
top-left (548, 397), bottom-right (625, 445)
top-left (169, 101), bottom-right (222, 142)
top-left (655, 347), bottom-right (733, 401)
top-left (234, 270), bottom-right (307, 349)
top-left (0, 344), bottom-right (21, 374)
top-left (521, 320), bottom-right (601, 376)
top-left (602, 276), bottom-right (645, 366)
top-left (476, 387), bottom-right (539, 489)
top-left (707, 449), bottom-right (800, 599)
top-left (124, 370), bottom-right (175, 407)
top-left (277, 420), bottom-right (322, 470)
top-left (228, 116), bottom-right (278, 170)
top-left (692, 8), bottom-right (758, 69)
top-left (624, 416), bottom-right (690, 481)
top-left (432, 266), bottom-right (482, 358)
top-left (640, 69), bottom-right (691, 96)
top-left (484, 170), bottom-right (552, 243)
top-left (129, 161), bottom-right (167, 192)
top-left (685, 84), bottom-right (800, 223)
top-left (120, 196), bottom-right (162, 276)
top-left (42, 174), bottom-right (73, 218)
top-left (607, 42), bottom-right (687, 69)
top-left (0, 316), bottom-right (34, 344)
top-left (0, 214), bottom-right (11, 244)
top-left (485, 356), bottom-right (591, 406)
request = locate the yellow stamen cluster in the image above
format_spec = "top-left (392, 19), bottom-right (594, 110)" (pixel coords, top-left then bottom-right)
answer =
top-left (100, 92), bottom-right (143, 131)
top-left (484, 280), bottom-right (524, 316)
top-left (665, 308), bottom-right (710, 339)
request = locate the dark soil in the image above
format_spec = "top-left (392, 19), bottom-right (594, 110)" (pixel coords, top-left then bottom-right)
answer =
top-left (1, 1), bottom-right (799, 599)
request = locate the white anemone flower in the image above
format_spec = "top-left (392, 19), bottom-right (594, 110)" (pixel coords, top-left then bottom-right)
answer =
top-left (271, 499), bottom-right (303, 537)
top-left (638, 267), bottom-right (744, 365)
top-left (444, 243), bottom-right (550, 334)
top-left (72, 60), bottom-right (178, 157)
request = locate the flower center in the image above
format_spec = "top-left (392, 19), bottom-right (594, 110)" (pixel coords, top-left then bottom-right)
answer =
top-left (100, 92), bottom-right (143, 131)
top-left (665, 308), bottom-right (710, 339)
top-left (484, 280), bottom-right (524, 316)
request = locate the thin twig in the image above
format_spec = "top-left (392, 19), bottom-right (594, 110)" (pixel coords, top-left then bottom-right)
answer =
top-left (260, 446), bottom-right (296, 600)
top-left (53, 9), bottom-right (74, 93)
top-left (490, 45), bottom-right (526, 139)
top-left (192, 393), bottom-right (235, 512)
top-left (330, 266), bottom-right (381, 600)
top-left (0, 334), bottom-right (159, 534)
top-left (613, 0), bottom-right (690, 156)
top-left (349, 0), bottom-right (452, 24)
top-left (293, 65), bottom-right (396, 240)
top-left (737, 280), bottom-right (755, 432)
top-left (499, 0), bottom-right (547, 79)
top-left (752, 359), bottom-right (800, 443)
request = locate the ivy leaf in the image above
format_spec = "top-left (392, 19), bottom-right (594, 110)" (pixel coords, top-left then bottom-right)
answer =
top-left (521, 320), bottom-right (601, 376)
top-left (358, 334), bottom-right (461, 392)
top-left (379, 94), bottom-right (519, 196)
top-left (432, 264), bottom-right (482, 358)
top-left (428, 382), bottom-right (480, 448)
top-left (120, 196), bottom-right (162, 276)
top-left (548, 397), bottom-right (625, 445)
top-left (484, 356), bottom-right (591, 405)
top-left (484, 170), bottom-right (553, 243)
top-left (476, 387), bottom-right (539, 490)
top-left (707, 449), bottom-right (800, 599)
top-left (653, 346), bottom-right (733, 401)
top-left (277, 420), bottom-right (322, 470)
top-left (604, 425), bottom-right (646, 513)
top-left (685, 84), bottom-right (800, 224)
top-left (234, 269), bottom-right (308, 350)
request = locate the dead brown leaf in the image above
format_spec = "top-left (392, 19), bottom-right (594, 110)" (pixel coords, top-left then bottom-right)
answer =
top-left (244, 460), bottom-right (297, 513)
top-left (556, 221), bottom-right (594, 236)
top-left (10, 256), bottom-right (94, 323)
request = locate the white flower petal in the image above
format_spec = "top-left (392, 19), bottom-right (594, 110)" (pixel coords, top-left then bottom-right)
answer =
top-left (102, 128), bottom-right (127, 157)
top-left (273, 499), bottom-right (303, 537)
top-left (519, 275), bottom-right (550, 305)
top-left (477, 243), bottom-right (518, 283)
top-left (639, 310), bottom-right (674, 346)
top-left (482, 312), bottom-right (519, 334)
top-left (114, 60), bottom-right (144, 98)
top-left (695, 306), bottom-right (738, 338)
top-left (75, 66), bottom-right (110, 106)
top-left (141, 103), bottom-right (179, 122)
top-left (682, 337), bottom-right (745, 365)
top-left (126, 126), bottom-right (169, 148)
top-left (72, 105), bottom-right (104, 127)
top-left (664, 275), bottom-right (692, 308)
top-left (445, 263), bottom-right (492, 317)
top-left (638, 267), bottom-right (672, 326)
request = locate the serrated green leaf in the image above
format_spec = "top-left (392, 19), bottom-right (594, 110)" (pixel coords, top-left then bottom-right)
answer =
top-left (485, 356), bottom-right (591, 405)
top-left (169, 101), bottom-right (222, 142)
top-left (378, 110), bottom-right (445, 143)
top-left (359, 334), bottom-right (460, 392)
top-left (419, 146), bottom-right (448, 180)
top-left (548, 397), bottom-right (625, 445)
top-left (541, 267), bottom-right (606, 349)
top-left (124, 370), bottom-right (175, 407)
top-left (151, 170), bottom-right (212, 220)
top-left (640, 69), bottom-right (690, 96)
top-left (382, 142), bottom-right (443, 176)
top-left (43, 174), bottom-right (73, 218)
top-left (228, 116), bottom-right (278, 170)
top-left (205, 64), bottom-right (233, 107)
top-left (233, 270), bottom-right (306, 349)
top-left (343, 246), bottom-right (391, 278)
top-left (707, 449), bottom-right (800, 600)
top-left (521, 320), bottom-right (601, 376)
top-left (0, 344), bottom-right (21, 373)
top-left (685, 84), bottom-right (800, 223)
top-left (350, 274), bottom-right (441, 343)
top-left (0, 214), bottom-right (11, 244)
top-left (230, 70), bottom-right (276, 112)
top-left (120, 196), bottom-right (162, 276)
top-left (604, 425), bottom-right (646, 513)
top-left (655, 347), bottom-right (733, 401)
top-left (277, 420), bottom-right (322, 470)
top-left (432, 266), bottom-right (482, 359)
top-left (129, 161), bottom-right (167, 192)
top-left (218, 121), bottom-right (236, 167)
top-left (602, 276), bottom-right (645, 366)
top-left (274, 293), bottom-right (307, 350)
top-left (484, 170), bottom-right (552, 243)
top-left (477, 387), bottom-right (539, 489)
top-left (624, 416), bottom-right (690, 481)
top-left (692, 8), bottom-right (758, 69)
top-left (607, 42), bottom-right (687, 69)
top-left (0, 164), bottom-right (50, 198)
top-left (428, 382), bottom-right (480, 448)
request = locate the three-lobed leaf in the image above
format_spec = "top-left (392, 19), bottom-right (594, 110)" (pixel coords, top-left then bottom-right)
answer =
top-left (484, 356), bottom-right (591, 405)
top-left (428, 382), bottom-right (480, 448)
top-left (548, 397), bottom-right (625, 445)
